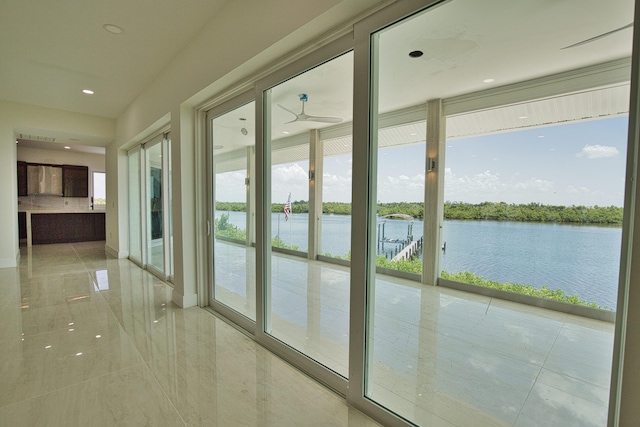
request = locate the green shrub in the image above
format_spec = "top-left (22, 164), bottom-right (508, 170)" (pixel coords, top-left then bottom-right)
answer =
top-left (440, 270), bottom-right (606, 309)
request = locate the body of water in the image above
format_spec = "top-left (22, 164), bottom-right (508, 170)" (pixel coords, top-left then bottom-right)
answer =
top-left (216, 210), bottom-right (621, 309)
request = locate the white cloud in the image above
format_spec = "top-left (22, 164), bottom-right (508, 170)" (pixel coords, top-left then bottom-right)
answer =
top-left (444, 169), bottom-right (556, 204)
top-left (576, 144), bottom-right (620, 159)
top-left (514, 178), bottom-right (554, 192)
top-left (215, 170), bottom-right (246, 202)
top-left (377, 173), bottom-right (425, 202)
top-left (272, 163), bottom-right (309, 201)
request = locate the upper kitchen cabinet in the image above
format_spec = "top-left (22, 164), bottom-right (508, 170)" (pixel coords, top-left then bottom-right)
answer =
top-left (27, 164), bottom-right (63, 195)
top-left (63, 165), bottom-right (88, 197)
top-left (17, 161), bottom-right (27, 196)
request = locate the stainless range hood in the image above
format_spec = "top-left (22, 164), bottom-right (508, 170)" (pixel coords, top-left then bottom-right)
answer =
top-left (27, 165), bottom-right (63, 195)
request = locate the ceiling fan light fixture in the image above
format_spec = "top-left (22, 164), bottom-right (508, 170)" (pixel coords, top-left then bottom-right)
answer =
top-left (103, 24), bottom-right (124, 35)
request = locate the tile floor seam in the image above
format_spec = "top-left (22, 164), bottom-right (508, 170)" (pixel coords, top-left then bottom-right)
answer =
top-left (83, 250), bottom-right (188, 426)
top-left (510, 318), bottom-right (565, 426)
top-left (0, 360), bottom-right (148, 411)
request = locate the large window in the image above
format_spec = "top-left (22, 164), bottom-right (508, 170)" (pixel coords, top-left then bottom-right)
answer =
top-left (442, 116), bottom-right (627, 311)
top-left (211, 101), bottom-right (256, 321)
top-left (362, 0), bottom-right (632, 425)
top-left (264, 51), bottom-right (353, 378)
top-left (128, 150), bottom-right (142, 263)
top-left (197, 1), bottom-right (636, 426)
top-left (127, 133), bottom-right (173, 279)
top-left (92, 171), bottom-right (106, 209)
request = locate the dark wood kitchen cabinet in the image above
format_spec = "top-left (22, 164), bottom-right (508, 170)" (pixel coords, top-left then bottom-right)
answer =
top-left (62, 165), bottom-right (89, 197)
top-left (31, 212), bottom-right (105, 244)
top-left (18, 212), bottom-right (27, 239)
top-left (17, 161), bottom-right (27, 196)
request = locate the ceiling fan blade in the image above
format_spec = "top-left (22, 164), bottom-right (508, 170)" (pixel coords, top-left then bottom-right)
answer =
top-left (562, 23), bottom-right (633, 49)
top-left (277, 103), bottom-right (299, 119)
top-left (302, 116), bottom-right (343, 123)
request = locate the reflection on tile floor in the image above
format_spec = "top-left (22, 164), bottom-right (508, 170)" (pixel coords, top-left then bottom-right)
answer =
top-left (213, 241), bottom-right (614, 426)
top-left (4, 241), bottom-right (614, 426)
top-left (0, 242), bottom-right (379, 426)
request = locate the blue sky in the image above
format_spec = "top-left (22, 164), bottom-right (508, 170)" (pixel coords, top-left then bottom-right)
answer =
top-left (218, 115), bottom-right (629, 207)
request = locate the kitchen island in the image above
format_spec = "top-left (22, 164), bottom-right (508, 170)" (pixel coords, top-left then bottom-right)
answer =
top-left (22, 210), bottom-right (105, 246)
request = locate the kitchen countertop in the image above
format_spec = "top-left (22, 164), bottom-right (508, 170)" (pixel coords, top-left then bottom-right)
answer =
top-left (20, 209), bottom-right (105, 214)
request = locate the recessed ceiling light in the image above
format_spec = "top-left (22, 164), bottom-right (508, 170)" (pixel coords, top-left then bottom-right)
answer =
top-left (64, 146), bottom-right (71, 149)
top-left (483, 78), bottom-right (495, 83)
top-left (282, 131), bottom-right (290, 135)
top-left (103, 24), bottom-right (124, 34)
top-left (409, 50), bottom-right (424, 58)
top-left (518, 115), bottom-right (528, 119)
top-left (82, 89), bottom-right (94, 95)
top-left (213, 145), bottom-right (224, 150)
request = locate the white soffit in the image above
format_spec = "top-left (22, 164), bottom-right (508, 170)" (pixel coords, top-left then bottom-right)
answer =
top-left (446, 84), bottom-right (630, 139)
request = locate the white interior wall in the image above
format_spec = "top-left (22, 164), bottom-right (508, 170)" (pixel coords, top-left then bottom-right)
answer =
top-left (0, 105), bottom-right (18, 268)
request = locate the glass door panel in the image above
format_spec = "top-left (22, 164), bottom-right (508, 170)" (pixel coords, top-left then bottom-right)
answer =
top-left (146, 142), bottom-right (164, 273)
top-left (166, 134), bottom-right (174, 279)
top-left (364, 1), bottom-right (631, 426)
top-left (211, 101), bottom-right (256, 321)
top-left (265, 51), bottom-right (353, 377)
top-left (128, 150), bottom-right (142, 263)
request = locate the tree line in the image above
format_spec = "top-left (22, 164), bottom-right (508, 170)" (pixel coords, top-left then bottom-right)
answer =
top-left (215, 200), bottom-right (623, 225)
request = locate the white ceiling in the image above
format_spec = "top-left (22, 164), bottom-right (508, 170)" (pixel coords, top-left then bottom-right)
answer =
top-left (0, 0), bottom-right (228, 119)
top-left (1, 0), bottom-right (635, 156)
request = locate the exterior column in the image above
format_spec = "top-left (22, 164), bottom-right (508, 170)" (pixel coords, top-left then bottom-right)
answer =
top-left (308, 129), bottom-right (323, 260)
top-left (422, 99), bottom-right (445, 285)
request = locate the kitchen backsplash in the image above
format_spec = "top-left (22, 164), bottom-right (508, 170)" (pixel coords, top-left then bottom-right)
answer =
top-left (18, 195), bottom-right (91, 211)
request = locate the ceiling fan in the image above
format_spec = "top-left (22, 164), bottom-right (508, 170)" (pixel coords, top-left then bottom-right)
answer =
top-left (562, 22), bottom-right (633, 49)
top-left (278, 94), bottom-right (343, 124)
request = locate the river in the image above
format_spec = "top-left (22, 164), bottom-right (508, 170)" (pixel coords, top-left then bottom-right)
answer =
top-left (216, 210), bottom-right (621, 309)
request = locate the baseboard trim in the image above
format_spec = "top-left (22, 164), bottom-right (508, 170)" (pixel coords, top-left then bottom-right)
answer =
top-left (105, 243), bottom-right (126, 259)
top-left (172, 290), bottom-right (198, 308)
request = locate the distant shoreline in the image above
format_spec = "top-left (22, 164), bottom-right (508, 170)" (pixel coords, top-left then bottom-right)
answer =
top-left (215, 201), bottom-right (623, 225)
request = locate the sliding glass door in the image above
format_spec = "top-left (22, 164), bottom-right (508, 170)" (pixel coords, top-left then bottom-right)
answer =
top-left (128, 148), bottom-right (142, 264)
top-left (127, 133), bottom-right (173, 280)
top-left (357, 0), bottom-right (632, 425)
top-left (262, 51), bottom-right (353, 379)
top-left (209, 100), bottom-right (257, 322)
top-left (146, 140), bottom-right (164, 273)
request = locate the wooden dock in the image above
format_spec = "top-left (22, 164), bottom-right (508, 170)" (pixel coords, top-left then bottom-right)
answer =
top-left (392, 240), bottom-right (420, 261)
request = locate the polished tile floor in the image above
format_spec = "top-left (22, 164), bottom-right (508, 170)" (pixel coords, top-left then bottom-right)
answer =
top-left (213, 241), bottom-right (615, 427)
top-left (0, 242), bottom-right (380, 426)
